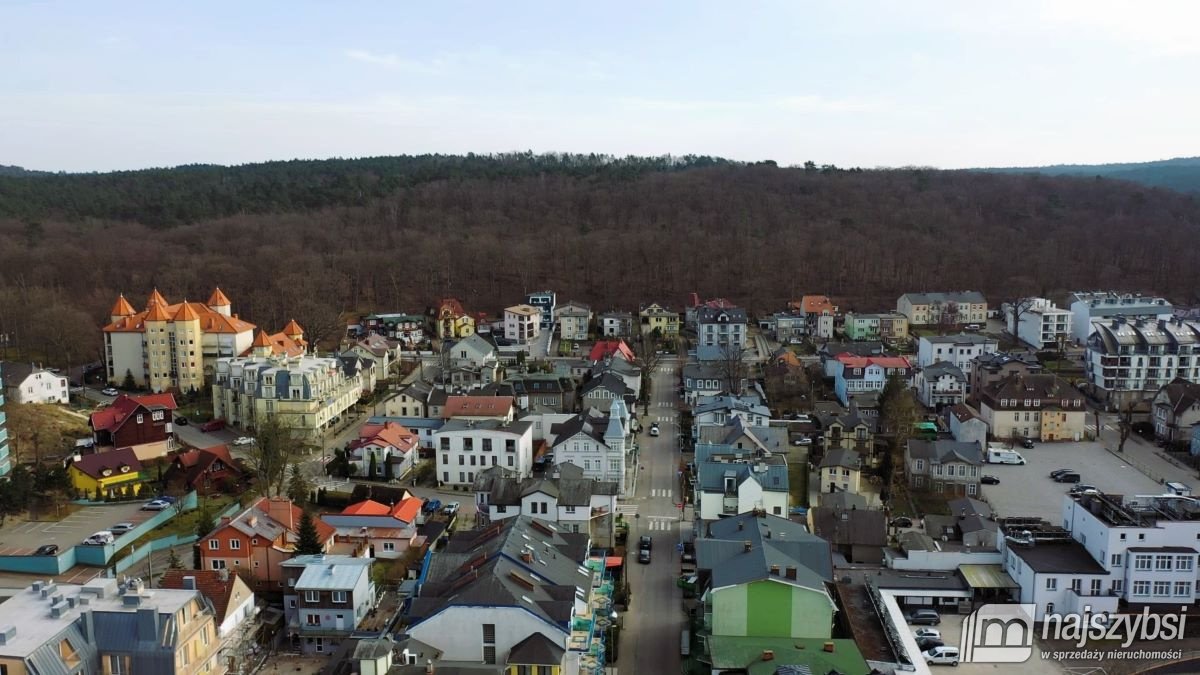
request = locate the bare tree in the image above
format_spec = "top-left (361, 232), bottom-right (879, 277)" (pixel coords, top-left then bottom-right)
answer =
top-left (1116, 401), bottom-right (1138, 454)
top-left (1004, 297), bottom-right (1038, 349)
top-left (937, 301), bottom-right (960, 335)
top-left (716, 343), bottom-right (750, 395)
top-left (242, 415), bottom-right (310, 497)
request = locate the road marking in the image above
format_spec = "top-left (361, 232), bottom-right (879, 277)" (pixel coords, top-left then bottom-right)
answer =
top-left (650, 489), bottom-right (674, 499)
top-left (616, 504), bottom-right (639, 518)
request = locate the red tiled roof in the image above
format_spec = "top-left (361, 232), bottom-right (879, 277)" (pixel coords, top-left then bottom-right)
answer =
top-left (172, 445), bottom-right (241, 485)
top-left (342, 500), bottom-right (392, 516)
top-left (207, 287), bottom-right (231, 307)
top-left (251, 329), bottom-right (272, 348)
top-left (835, 354), bottom-right (911, 369)
top-left (437, 298), bottom-right (466, 317)
top-left (103, 301), bottom-right (257, 334)
top-left (282, 319), bottom-right (304, 336)
top-left (173, 301), bottom-right (201, 321)
top-left (158, 569), bottom-right (248, 624)
top-left (443, 396), bottom-right (514, 418)
top-left (110, 294), bottom-right (136, 317)
top-left (144, 302), bottom-right (172, 322)
top-left (589, 340), bottom-right (636, 362)
top-left (70, 447), bottom-right (142, 480)
top-left (391, 496), bottom-right (423, 523)
top-left (146, 288), bottom-right (168, 308)
top-left (351, 421), bottom-right (419, 451)
top-left (801, 295), bottom-right (837, 314)
top-left (90, 393), bottom-right (178, 433)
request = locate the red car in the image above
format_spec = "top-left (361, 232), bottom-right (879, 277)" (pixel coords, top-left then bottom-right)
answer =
top-left (200, 419), bottom-right (226, 432)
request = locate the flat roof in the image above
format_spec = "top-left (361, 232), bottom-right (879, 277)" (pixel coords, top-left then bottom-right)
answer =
top-left (1009, 542), bottom-right (1109, 575)
top-left (960, 564), bottom-right (1019, 589)
top-left (871, 569), bottom-right (969, 591)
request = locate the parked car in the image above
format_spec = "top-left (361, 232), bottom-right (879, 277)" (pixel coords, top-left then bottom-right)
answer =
top-left (101, 387), bottom-right (119, 396)
top-left (914, 627), bottom-right (941, 640)
top-left (200, 419), bottom-right (226, 432)
top-left (174, 416), bottom-right (189, 426)
top-left (906, 609), bottom-right (941, 625)
top-left (154, 495), bottom-right (179, 503)
top-left (109, 522), bottom-right (135, 535)
top-left (916, 637), bottom-right (945, 652)
top-left (639, 535), bottom-right (652, 551)
top-left (981, 475), bottom-right (1000, 485)
top-left (34, 544), bottom-right (60, 556)
top-left (1021, 437), bottom-right (1036, 449)
top-left (1049, 468), bottom-right (1076, 479)
top-left (890, 516), bottom-right (914, 528)
top-left (649, 423), bottom-right (660, 437)
top-left (924, 645), bottom-right (960, 666)
top-left (637, 548), bottom-right (651, 564)
top-left (442, 502), bottom-right (460, 516)
top-left (793, 436), bottom-right (813, 446)
top-left (681, 541), bottom-right (696, 563)
top-left (422, 498), bottom-right (443, 514)
top-left (1069, 483), bottom-right (1098, 494)
top-left (82, 531), bottom-right (115, 546)
top-left (1054, 472), bottom-right (1082, 484)
top-left (141, 499), bottom-right (171, 511)
top-left (232, 436), bottom-right (255, 446)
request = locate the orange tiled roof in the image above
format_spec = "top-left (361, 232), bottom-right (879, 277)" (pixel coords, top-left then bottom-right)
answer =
top-left (589, 340), bottom-right (636, 362)
top-left (391, 496), bottom-right (423, 523)
top-left (342, 500), bottom-right (392, 516)
top-left (207, 287), bottom-right (231, 307)
top-left (241, 329), bottom-right (305, 357)
top-left (835, 354), bottom-right (911, 369)
top-left (801, 295), bottom-right (837, 314)
top-left (110, 294), bottom-right (136, 317)
top-left (144, 302), bottom-right (172, 322)
top-left (282, 319), bottom-right (304, 336)
top-left (103, 301), bottom-right (257, 334)
top-left (353, 421), bottom-right (419, 451)
top-left (173, 301), bottom-right (201, 321)
top-left (146, 288), bottom-right (168, 308)
top-left (158, 569), bottom-right (246, 624)
top-left (443, 396), bottom-right (514, 418)
top-left (251, 329), bottom-right (272, 348)
top-left (437, 298), bottom-right (466, 317)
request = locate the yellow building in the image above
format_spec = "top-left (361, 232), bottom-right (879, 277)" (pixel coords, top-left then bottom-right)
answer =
top-left (68, 447), bottom-right (145, 499)
top-left (434, 298), bottom-right (476, 339)
top-left (639, 303), bottom-right (681, 336)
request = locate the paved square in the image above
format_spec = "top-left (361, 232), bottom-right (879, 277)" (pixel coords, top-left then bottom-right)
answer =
top-left (979, 441), bottom-right (1163, 521)
top-left (0, 502), bottom-right (157, 554)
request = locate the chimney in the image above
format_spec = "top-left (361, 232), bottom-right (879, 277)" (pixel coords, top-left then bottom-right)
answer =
top-left (521, 551), bottom-right (534, 563)
top-left (426, 659), bottom-right (435, 674)
top-left (785, 566), bottom-right (797, 580)
top-left (220, 516), bottom-right (232, 526)
top-left (761, 649), bottom-right (775, 661)
top-left (267, 497), bottom-right (296, 531)
top-left (183, 576), bottom-right (197, 590)
top-left (769, 565), bottom-right (780, 576)
top-left (823, 641), bottom-right (835, 653)
top-left (743, 540), bottom-right (752, 553)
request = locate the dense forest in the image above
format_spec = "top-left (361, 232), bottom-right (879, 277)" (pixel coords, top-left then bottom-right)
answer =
top-left (2, 154), bottom-right (1200, 368)
top-left (981, 156), bottom-right (1200, 194)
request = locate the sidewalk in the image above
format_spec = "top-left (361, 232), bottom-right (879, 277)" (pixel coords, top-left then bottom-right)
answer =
top-left (1097, 424), bottom-right (1199, 487)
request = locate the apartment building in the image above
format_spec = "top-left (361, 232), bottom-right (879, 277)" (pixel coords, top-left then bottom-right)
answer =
top-left (1006, 297), bottom-right (1073, 349)
top-left (696, 306), bottom-right (748, 352)
top-left (917, 333), bottom-right (1000, 393)
top-left (199, 497), bottom-right (335, 593)
top-left (434, 419), bottom-right (535, 488)
top-left (639, 302), bottom-right (681, 336)
top-left (524, 290), bottom-right (557, 330)
top-left (282, 555), bottom-right (376, 655)
top-left (503, 304), bottom-right (543, 344)
top-left (799, 295), bottom-right (838, 340)
top-left (1069, 291), bottom-right (1173, 344)
top-left (550, 401), bottom-right (633, 493)
top-left (1086, 317), bottom-right (1200, 409)
top-left (905, 439), bottom-right (983, 497)
top-left (978, 373), bottom-right (1087, 441)
top-left (473, 462), bottom-right (620, 545)
top-left (555, 301), bottom-right (592, 341)
top-left (843, 312), bottom-right (909, 342)
top-left (896, 291), bottom-right (987, 326)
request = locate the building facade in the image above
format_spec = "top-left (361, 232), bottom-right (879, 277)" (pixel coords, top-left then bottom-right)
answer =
top-left (525, 290), bottom-right (557, 330)
top-left (697, 306), bottom-right (748, 352)
top-left (1007, 298), bottom-right (1073, 349)
top-left (1086, 317), bottom-right (1200, 409)
top-left (896, 291), bottom-right (988, 326)
top-left (555, 301), bottom-right (592, 341)
top-left (199, 497), bottom-right (335, 593)
top-left (551, 401), bottom-right (632, 494)
top-left (639, 303), bottom-right (680, 336)
top-left (978, 374), bottom-right (1087, 441)
top-left (843, 312), bottom-right (909, 342)
top-left (0, 362), bottom-right (68, 404)
top-left (434, 419), bottom-right (535, 488)
top-left (1069, 291), bottom-right (1173, 344)
top-left (503, 305), bottom-right (543, 344)
top-left (282, 555), bottom-right (376, 655)
top-left (917, 333), bottom-right (1000, 393)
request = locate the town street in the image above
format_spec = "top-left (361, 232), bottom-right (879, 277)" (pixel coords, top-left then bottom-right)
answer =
top-left (617, 356), bottom-right (687, 674)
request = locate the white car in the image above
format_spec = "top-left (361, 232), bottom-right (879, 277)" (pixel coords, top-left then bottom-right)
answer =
top-left (109, 522), bottom-right (136, 535)
top-left (101, 387), bottom-right (119, 396)
top-left (924, 645), bottom-right (960, 666)
top-left (82, 531), bottom-right (114, 546)
top-left (913, 627), bottom-right (941, 640)
top-left (232, 436), bottom-right (255, 446)
top-left (649, 423), bottom-right (660, 437)
top-left (141, 499), bottom-right (170, 511)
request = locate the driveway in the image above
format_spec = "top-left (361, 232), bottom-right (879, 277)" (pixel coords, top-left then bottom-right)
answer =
top-left (979, 441), bottom-right (1162, 521)
top-left (0, 502), bottom-right (156, 554)
top-left (932, 612), bottom-right (1065, 674)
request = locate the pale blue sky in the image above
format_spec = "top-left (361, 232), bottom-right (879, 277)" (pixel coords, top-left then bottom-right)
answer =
top-left (2, 1), bottom-right (1198, 171)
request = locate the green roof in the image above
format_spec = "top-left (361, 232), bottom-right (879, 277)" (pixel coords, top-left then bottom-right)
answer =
top-left (707, 636), bottom-right (871, 675)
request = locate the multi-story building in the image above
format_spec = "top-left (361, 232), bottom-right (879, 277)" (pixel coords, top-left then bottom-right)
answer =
top-left (913, 361), bottom-right (967, 409)
top-left (89, 392), bottom-right (178, 460)
top-left (917, 333), bottom-right (999, 393)
top-left (0, 371), bottom-right (9, 478)
top-left (360, 312), bottom-right (426, 344)
top-left (693, 443), bottom-right (789, 520)
top-left (321, 497), bottom-right (424, 560)
top-left (102, 288), bottom-right (261, 393)
top-left (1086, 317), bottom-right (1200, 409)
top-left (598, 311), bottom-right (634, 338)
top-left (905, 439), bottom-right (983, 496)
top-left (554, 301), bottom-right (592, 341)
top-left (978, 373), bottom-right (1086, 441)
top-left (434, 298), bottom-right (475, 340)
top-left (282, 555), bottom-right (376, 655)
top-left (832, 354), bottom-right (912, 405)
top-left (798, 295), bottom-right (838, 340)
top-left (473, 462), bottom-right (620, 544)
top-left (550, 401), bottom-right (632, 493)
top-left (347, 421), bottom-right (420, 479)
top-left (1151, 378), bottom-right (1200, 443)
top-left (434, 419), bottom-right (534, 488)
top-left (158, 569), bottom-right (257, 640)
top-left (970, 352), bottom-right (1043, 401)
top-left (692, 395), bottom-right (770, 440)
top-left (199, 497), bottom-right (335, 592)
top-left (842, 312), bottom-right (909, 342)
top-left (682, 362), bottom-right (726, 405)
top-left (503, 304), bottom-right (542, 344)
top-left (0, 577), bottom-right (223, 675)
top-left (639, 302), bottom-right (681, 336)
top-left (1006, 297), bottom-right (1073, 349)
top-left (507, 374), bottom-right (577, 413)
top-left (1069, 291), bottom-right (1173, 344)
top-left (896, 291), bottom-right (988, 326)
top-left (211, 349), bottom-right (361, 440)
top-left (817, 448), bottom-right (862, 496)
top-left (696, 306), bottom-right (748, 361)
top-left (1003, 537), bottom-right (1113, 622)
top-left (0, 362), bottom-right (68, 404)
top-left (524, 290), bottom-right (557, 330)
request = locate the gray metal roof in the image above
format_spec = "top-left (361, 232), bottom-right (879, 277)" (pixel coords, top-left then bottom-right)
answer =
top-left (921, 361), bottom-right (966, 381)
top-left (907, 439), bottom-right (982, 465)
top-left (697, 512), bottom-right (833, 593)
top-left (901, 291), bottom-right (987, 305)
top-left (696, 459), bottom-right (789, 494)
top-left (920, 332), bottom-right (998, 345)
top-left (818, 449), bottom-right (861, 470)
top-left (287, 555), bottom-right (374, 590)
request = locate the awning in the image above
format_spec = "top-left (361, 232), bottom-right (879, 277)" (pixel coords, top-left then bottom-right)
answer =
top-left (960, 564), bottom-right (1019, 589)
top-left (590, 556), bottom-right (623, 568)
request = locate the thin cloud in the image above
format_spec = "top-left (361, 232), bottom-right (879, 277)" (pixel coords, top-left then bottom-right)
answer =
top-left (344, 49), bottom-right (443, 74)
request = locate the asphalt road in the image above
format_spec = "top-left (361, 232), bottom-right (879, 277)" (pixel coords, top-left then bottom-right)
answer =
top-left (618, 356), bottom-right (687, 674)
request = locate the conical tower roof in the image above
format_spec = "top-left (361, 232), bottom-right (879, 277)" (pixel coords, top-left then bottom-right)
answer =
top-left (145, 301), bottom-right (171, 322)
top-left (173, 301), bottom-right (200, 321)
top-left (109, 294), bottom-right (136, 317)
top-left (207, 287), bottom-right (231, 307)
top-left (146, 288), bottom-right (168, 309)
top-left (251, 329), bottom-right (273, 348)
top-left (282, 318), bottom-right (304, 336)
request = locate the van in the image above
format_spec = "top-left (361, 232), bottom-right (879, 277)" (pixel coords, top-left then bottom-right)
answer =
top-left (964, 324), bottom-right (981, 332)
top-left (986, 448), bottom-right (1026, 465)
top-left (924, 645), bottom-right (960, 666)
top-left (82, 531), bottom-right (114, 546)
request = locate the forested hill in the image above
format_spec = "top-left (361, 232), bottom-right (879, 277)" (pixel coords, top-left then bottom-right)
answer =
top-left (0, 153), bottom-right (736, 226)
top-left (980, 156), bottom-right (1200, 194)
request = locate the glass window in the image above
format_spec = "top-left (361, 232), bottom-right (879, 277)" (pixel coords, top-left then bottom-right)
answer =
top-left (304, 590), bottom-right (320, 603)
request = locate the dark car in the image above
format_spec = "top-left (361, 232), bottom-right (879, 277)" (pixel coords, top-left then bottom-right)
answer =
top-left (200, 419), bottom-right (226, 432)
top-left (1049, 468), bottom-right (1076, 479)
top-left (890, 516), bottom-right (914, 528)
top-left (981, 475), bottom-right (1000, 485)
top-left (637, 548), bottom-right (651, 564)
top-left (639, 535), bottom-right (652, 551)
top-left (916, 637), bottom-right (945, 652)
top-left (1054, 472), bottom-right (1082, 483)
top-left (174, 416), bottom-right (189, 426)
top-left (1021, 438), bottom-right (1035, 449)
top-left (681, 541), bottom-right (696, 563)
top-left (34, 544), bottom-right (59, 556)
top-left (906, 609), bottom-right (941, 626)
top-left (423, 498), bottom-right (443, 513)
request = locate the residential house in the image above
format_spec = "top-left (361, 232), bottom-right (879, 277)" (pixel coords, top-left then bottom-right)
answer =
top-left (1086, 317), bottom-right (1200, 409)
top-left (321, 497), bottom-right (425, 560)
top-left (445, 333), bottom-right (502, 389)
top-left (1006, 297), bottom-right (1073, 349)
top-left (0, 373), bottom-right (9, 478)
top-left (798, 295), bottom-right (838, 340)
top-left (978, 374), bottom-right (1086, 442)
top-left (360, 312), bottom-right (426, 345)
top-left (842, 312), bottom-right (909, 343)
top-left (473, 462), bottom-right (620, 545)
top-left (102, 287), bottom-right (257, 392)
top-left (554, 301), bottom-right (592, 341)
top-left (896, 291), bottom-right (988, 326)
top-left (282, 555), bottom-right (376, 655)
top-left (159, 568), bottom-right (257, 640)
top-left (348, 421), bottom-right (421, 479)
top-left (592, 357), bottom-right (642, 400)
top-left (336, 351), bottom-right (377, 398)
top-left (812, 502), bottom-right (886, 564)
top-left (587, 339), bottom-right (636, 363)
top-left (68, 446), bottom-right (144, 499)
top-left (404, 516), bottom-right (595, 673)
top-left (767, 312), bottom-right (805, 343)
top-left (199, 497), bottom-right (336, 592)
top-left (433, 298), bottom-right (475, 340)
top-left (524, 290), bottom-right (557, 330)
top-left (692, 442), bottom-right (789, 519)
top-left (0, 577), bottom-right (224, 675)
top-left (578, 372), bottom-right (633, 412)
top-left (818, 341), bottom-right (884, 378)
top-left (212, 351), bottom-right (361, 441)
top-left (0, 362), bottom-right (68, 404)
top-left (817, 449), bottom-right (862, 495)
top-left (503, 305), bottom-right (542, 344)
top-left (1152, 378), bottom-right (1200, 443)
top-left (905, 439), bottom-right (983, 496)
top-left (697, 418), bottom-right (790, 458)
top-left (685, 294), bottom-right (737, 328)
top-left (89, 392), bottom-right (178, 460)
top-left (345, 333), bottom-right (399, 374)
top-left (923, 497), bottom-right (999, 549)
top-left (691, 395), bottom-right (770, 440)
top-left (970, 352), bottom-right (1043, 401)
top-left (550, 401), bottom-right (632, 494)
top-left (946, 403), bottom-right (989, 446)
top-left (384, 381), bottom-right (432, 419)
top-left (914, 361), bottom-right (967, 409)
top-left (598, 311), bottom-right (634, 338)
top-left (639, 302), bottom-right (681, 336)
top-left (442, 395), bottom-right (516, 422)
top-left (916, 333), bottom-right (1000, 392)
top-left (696, 306), bottom-right (748, 361)
top-left (764, 348), bottom-right (805, 395)
top-left (696, 511), bottom-right (835, 638)
top-left (508, 374), bottom-right (577, 413)
top-left (814, 405), bottom-right (874, 454)
top-left (832, 354), bottom-right (912, 405)
top-left (1069, 291), bottom-right (1173, 344)
top-left (168, 444), bottom-right (243, 495)
top-left (434, 419), bottom-right (535, 488)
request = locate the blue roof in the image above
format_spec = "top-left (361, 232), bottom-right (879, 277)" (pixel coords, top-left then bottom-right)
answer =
top-left (368, 416), bottom-right (444, 430)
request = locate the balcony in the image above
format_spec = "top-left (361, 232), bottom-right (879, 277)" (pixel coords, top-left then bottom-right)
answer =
top-left (568, 559), bottom-right (615, 674)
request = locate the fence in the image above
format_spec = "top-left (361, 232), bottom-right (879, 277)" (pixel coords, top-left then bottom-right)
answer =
top-left (114, 533), bottom-right (199, 574)
top-left (76, 492), bottom-right (199, 567)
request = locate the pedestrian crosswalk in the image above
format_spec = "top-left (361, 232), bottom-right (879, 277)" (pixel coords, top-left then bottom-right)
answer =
top-left (1085, 424), bottom-right (1115, 435)
top-left (645, 516), bottom-right (680, 531)
top-left (616, 504), bottom-right (639, 518)
top-left (656, 401), bottom-right (674, 408)
top-left (656, 366), bottom-right (675, 373)
top-left (650, 489), bottom-right (673, 499)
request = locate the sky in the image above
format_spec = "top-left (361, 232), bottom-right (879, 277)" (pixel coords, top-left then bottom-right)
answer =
top-left (2, 1), bottom-right (1199, 172)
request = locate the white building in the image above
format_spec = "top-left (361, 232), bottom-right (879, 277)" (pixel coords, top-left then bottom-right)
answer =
top-left (691, 394), bottom-right (770, 440)
top-left (916, 333), bottom-right (999, 393)
top-left (1003, 540), bottom-right (1116, 622)
top-left (503, 304), bottom-right (543, 344)
top-left (1085, 317), bottom-right (1200, 409)
top-left (434, 419), bottom-right (534, 488)
top-left (696, 306), bottom-right (748, 359)
top-left (913, 361), bottom-right (967, 408)
top-left (0, 362), bottom-right (68, 404)
top-left (1069, 291), bottom-right (1173, 344)
top-left (555, 301), bottom-right (592, 341)
top-left (692, 443), bottom-right (790, 519)
top-left (473, 463), bottom-right (621, 544)
top-left (1006, 298), bottom-right (1073, 349)
top-left (550, 400), bottom-right (632, 495)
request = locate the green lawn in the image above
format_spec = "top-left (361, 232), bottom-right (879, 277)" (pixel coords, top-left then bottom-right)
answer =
top-left (114, 494), bottom-right (240, 559)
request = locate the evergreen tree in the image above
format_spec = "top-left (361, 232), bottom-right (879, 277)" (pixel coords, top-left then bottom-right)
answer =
top-left (295, 510), bottom-right (323, 555)
top-left (195, 508), bottom-right (216, 539)
top-left (192, 544), bottom-right (201, 571)
top-left (368, 452), bottom-right (378, 479)
top-left (286, 463), bottom-right (312, 506)
top-left (122, 369), bottom-right (136, 390)
top-left (166, 547), bottom-right (184, 569)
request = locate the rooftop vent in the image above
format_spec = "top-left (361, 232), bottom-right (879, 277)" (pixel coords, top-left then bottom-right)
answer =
top-left (50, 601), bottom-right (70, 618)
top-left (743, 540), bottom-right (752, 553)
top-left (0, 625), bottom-right (16, 645)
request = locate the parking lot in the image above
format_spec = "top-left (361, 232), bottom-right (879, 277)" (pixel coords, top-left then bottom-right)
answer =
top-left (919, 612), bottom-right (1064, 674)
top-left (980, 441), bottom-right (1163, 521)
top-left (0, 502), bottom-right (156, 554)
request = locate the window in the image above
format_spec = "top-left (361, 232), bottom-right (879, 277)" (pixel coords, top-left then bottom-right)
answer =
top-left (1178, 556), bottom-right (1194, 571)
top-left (306, 614), bottom-right (321, 626)
top-left (1119, 533), bottom-right (1126, 541)
top-left (463, 438), bottom-right (473, 451)
top-left (211, 560), bottom-right (226, 570)
top-left (332, 591), bottom-right (347, 603)
top-left (483, 646), bottom-right (496, 664)
top-left (1110, 554), bottom-right (1122, 567)
top-left (967, 483), bottom-right (978, 496)
top-left (1134, 555), bottom-right (1152, 570)
top-left (1176, 582), bottom-right (1192, 597)
top-left (136, 414), bottom-right (144, 424)
top-left (482, 624), bottom-right (496, 643)
top-left (1156, 555), bottom-right (1173, 571)
top-left (229, 539), bottom-right (241, 550)
top-left (914, 459), bottom-right (924, 471)
top-left (1090, 579), bottom-right (1101, 595)
top-left (208, 539), bottom-right (219, 550)
top-left (1132, 581), bottom-right (1150, 596)
top-left (1045, 577), bottom-right (1057, 590)
top-left (506, 439), bottom-right (516, 453)
top-left (382, 542), bottom-right (395, 551)
top-left (483, 438), bottom-right (493, 452)
top-left (1154, 581), bottom-right (1171, 596)
top-left (304, 591), bottom-right (319, 603)
top-left (1112, 579), bottom-right (1124, 593)
top-left (59, 640), bottom-right (81, 668)
top-left (288, 599), bottom-right (296, 608)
